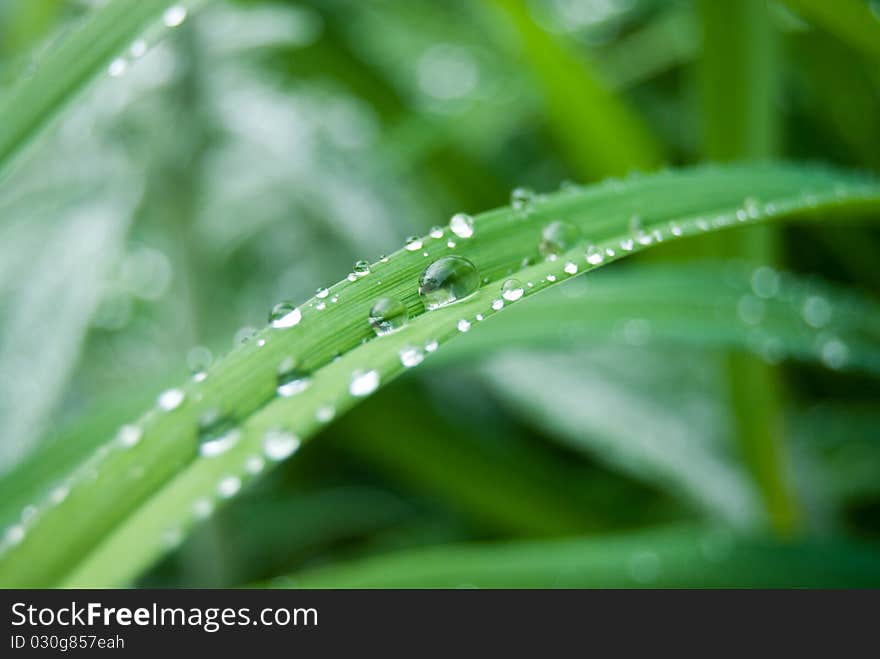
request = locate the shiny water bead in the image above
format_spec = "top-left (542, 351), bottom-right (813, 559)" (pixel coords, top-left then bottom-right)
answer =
top-left (315, 405), bottom-right (336, 422)
top-left (430, 226), bottom-right (444, 239)
top-left (450, 213), bottom-right (475, 238)
top-left (492, 299), bottom-right (504, 310)
top-left (368, 297), bottom-right (409, 335)
top-left (157, 388), bottom-right (184, 411)
top-left (802, 295), bottom-right (832, 328)
top-left (501, 279), bottom-right (524, 301)
top-left (586, 245), bottom-right (604, 265)
top-left (263, 428), bottom-right (301, 462)
top-left (116, 425), bottom-right (142, 448)
top-left (399, 345), bottom-right (425, 368)
top-left (353, 260), bottom-right (371, 276)
top-left (511, 186), bottom-right (535, 211)
top-left (350, 369), bottom-right (380, 396)
top-left (539, 221), bottom-right (580, 259)
top-left (186, 346), bottom-right (213, 374)
top-left (564, 261), bottom-right (578, 275)
top-left (234, 326), bottom-right (257, 345)
top-left (217, 476), bottom-right (241, 499)
top-left (316, 287), bottom-right (330, 299)
top-left (457, 319), bottom-right (471, 332)
top-left (418, 256), bottom-right (480, 310)
top-left (198, 410), bottom-right (240, 457)
top-left (405, 236), bottom-right (423, 251)
top-left (425, 339), bottom-right (439, 353)
top-left (277, 357), bottom-right (310, 397)
top-left (269, 302), bottom-right (302, 329)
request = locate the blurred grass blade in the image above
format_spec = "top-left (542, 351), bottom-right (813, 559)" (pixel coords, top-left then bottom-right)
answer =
top-left (0, 164), bottom-right (877, 587)
top-left (271, 525), bottom-right (880, 588)
top-left (0, 0), bottom-right (184, 176)
top-left (778, 0), bottom-right (880, 61)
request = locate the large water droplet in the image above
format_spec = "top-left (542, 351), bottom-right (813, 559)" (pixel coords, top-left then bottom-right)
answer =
top-left (187, 346), bottom-right (213, 374)
top-left (263, 429), bottom-right (301, 462)
top-left (353, 260), bottom-right (371, 277)
top-left (419, 256), bottom-right (480, 310)
top-left (450, 213), bottom-right (475, 238)
top-left (316, 287), bottom-right (330, 299)
top-left (585, 244), bottom-right (604, 265)
top-left (277, 357), bottom-right (311, 397)
top-left (368, 297), bottom-right (409, 335)
top-left (511, 187), bottom-right (535, 211)
top-left (198, 410), bottom-right (240, 457)
top-left (269, 302), bottom-right (302, 328)
top-left (350, 369), bottom-right (380, 396)
top-left (163, 5), bottom-right (187, 27)
top-left (457, 319), bottom-right (471, 332)
top-left (405, 236), bottom-right (423, 251)
top-left (157, 388), bottom-right (184, 412)
top-left (539, 221), bottom-right (580, 259)
top-left (501, 279), bottom-right (524, 301)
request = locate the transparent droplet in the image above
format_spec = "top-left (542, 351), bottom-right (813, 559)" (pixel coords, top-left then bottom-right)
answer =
top-left (425, 339), bottom-right (439, 353)
top-left (802, 295), bottom-right (832, 328)
top-left (116, 425), bottom-right (142, 448)
top-left (269, 302), bottom-right (302, 329)
top-left (50, 486), bottom-right (69, 505)
top-left (234, 326), bottom-right (257, 345)
top-left (130, 39), bottom-right (147, 59)
top-left (316, 405), bottom-right (335, 423)
top-left (193, 498), bottom-right (214, 520)
top-left (457, 319), bottom-right (471, 332)
top-left (429, 226), bottom-right (444, 239)
top-left (350, 369), bottom-right (380, 397)
top-left (5, 525), bottom-right (26, 546)
top-left (245, 456), bottom-right (265, 475)
top-left (108, 58), bottom-right (127, 77)
top-left (820, 336), bottom-right (849, 370)
top-left (353, 260), bottom-right (371, 277)
top-left (737, 295), bottom-right (764, 325)
top-left (157, 388), bottom-right (185, 411)
top-left (511, 186), bottom-right (535, 211)
top-left (630, 215), bottom-right (652, 245)
top-left (399, 345), bottom-right (425, 368)
top-left (539, 221), bottom-right (580, 258)
top-left (186, 346), bottom-right (213, 374)
top-left (546, 274), bottom-right (557, 282)
top-left (198, 410), bottom-right (240, 457)
top-left (419, 256), bottom-right (480, 310)
top-left (347, 273), bottom-right (358, 282)
top-left (405, 236), bottom-right (423, 251)
top-left (751, 267), bottom-right (779, 299)
top-left (586, 245), bottom-right (604, 265)
top-left (564, 261), bottom-right (578, 275)
top-left (450, 213), bottom-right (475, 238)
top-left (263, 429), bottom-right (301, 462)
top-left (368, 297), bottom-right (409, 335)
top-left (501, 279), bottom-right (524, 301)
top-left (277, 357), bottom-right (311, 397)
top-left (316, 287), bottom-right (330, 299)
top-left (163, 5), bottom-right (187, 28)
top-left (620, 238), bottom-right (634, 251)
top-left (217, 476), bottom-right (242, 499)
top-left (492, 299), bottom-right (504, 310)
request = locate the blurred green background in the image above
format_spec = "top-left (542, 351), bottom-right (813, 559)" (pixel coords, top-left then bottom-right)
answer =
top-left (1, 0), bottom-right (879, 587)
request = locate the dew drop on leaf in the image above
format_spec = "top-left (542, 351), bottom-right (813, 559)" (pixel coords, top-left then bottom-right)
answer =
top-left (511, 186), bottom-right (535, 211)
top-left (157, 388), bottom-right (185, 412)
top-left (186, 346), bottom-right (213, 374)
top-left (501, 279), bottom-right (524, 301)
top-left (399, 345), bottom-right (425, 368)
top-left (198, 410), bottom-right (240, 457)
top-left (539, 220), bottom-right (580, 258)
top-left (276, 357), bottom-right (311, 397)
top-left (405, 236), bottom-right (423, 251)
top-left (450, 212), bottom-right (475, 238)
top-left (457, 319), bottom-right (471, 332)
top-left (368, 297), bottom-right (409, 335)
top-left (269, 302), bottom-right (302, 329)
top-left (418, 256), bottom-right (480, 310)
top-left (116, 425), bottom-right (142, 448)
top-left (263, 428), bottom-right (301, 462)
top-left (217, 476), bottom-right (241, 499)
top-left (353, 260), bottom-right (371, 276)
top-left (802, 295), bottom-right (832, 328)
top-left (586, 245), bottom-right (604, 265)
top-left (350, 369), bottom-right (380, 396)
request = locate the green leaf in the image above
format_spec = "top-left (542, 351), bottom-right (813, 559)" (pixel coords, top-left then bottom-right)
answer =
top-left (0, 163), bottom-right (878, 587)
top-left (778, 0), bottom-right (880, 62)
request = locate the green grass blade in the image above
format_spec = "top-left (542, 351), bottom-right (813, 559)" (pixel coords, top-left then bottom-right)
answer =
top-left (271, 525), bottom-right (880, 588)
top-left (778, 0), bottom-right (880, 61)
top-left (0, 0), bottom-right (185, 176)
top-left (0, 163), bottom-right (877, 587)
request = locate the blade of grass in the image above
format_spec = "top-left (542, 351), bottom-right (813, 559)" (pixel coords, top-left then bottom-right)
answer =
top-left (0, 163), bottom-right (877, 587)
top-left (777, 0), bottom-right (880, 62)
top-left (0, 0), bottom-right (194, 177)
top-left (270, 524), bottom-right (880, 588)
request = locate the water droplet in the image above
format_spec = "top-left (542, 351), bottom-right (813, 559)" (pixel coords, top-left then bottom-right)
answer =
top-left (316, 405), bottom-right (335, 422)
top-left (198, 410), bottom-right (240, 457)
top-left (620, 238), bottom-right (634, 251)
top-left (157, 388), bottom-right (184, 411)
top-left (353, 260), bottom-right (371, 277)
top-left (217, 476), bottom-right (241, 499)
top-left (277, 357), bottom-right (311, 397)
top-left (130, 39), bottom-right (147, 59)
top-left (256, 338), bottom-right (266, 348)
top-left (585, 245), bottom-right (604, 265)
top-left (564, 261), bottom-right (578, 275)
top-left (350, 369), bottom-right (380, 396)
top-left (50, 486), bottom-right (69, 505)
top-left (737, 295), bottom-right (764, 325)
top-left (163, 5), bottom-right (187, 28)
top-left (347, 273), bottom-right (358, 282)
top-left (457, 319), bottom-right (471, 332)
top-left (405, 236), bottom-right (423, 251)
top-left (399, 345), bottom-right (425, 368)
top-left (539, 221), bottom-right (580, 258)
top-left (380, 255), bottom-right (390, 263)
top-left (186, 346), bottom-right (213, 374)
top-left (269, 302), bottom-right (302, 329)
top-left (5, 525), bottom-right (26, 546)
top-left (751, 267), bottom-right (779, 299)
top-left (316, 302), bottom-right (326, 311)
top-left (234, 326), bottom-right (258, 345)
top-left (429, 226), bottom-right (444, 239)
top-left (820, 336), bottom-right (849, 369)
top-left (116, 425), bottom-right (142, 448)
top-left (193, 498), bottom-right (214, 520)
top-left (802, 295), bottom-right (832, 328)
top-left (629, 214), bottom-right (651, 245)
top-left (501, 279), bottom-right (524, 301)
top-left (450, 213), bottom-right (475, 238)
top-left (546, 274), bottom-right (557, 282)
top-left (368, 297), bottom-right (409, 335)
top-left (447, 240), bottom-right (456, 249)
top-left (425, 340), bottom-right (439, 353)
top-left (108, 58), bottom-right (127, 77)
top-left (511, 186), bottom-right (535, 211)
top-left (316, 287), bottom-right (330, 299)
top-left (492, 299), bottom-right (504, 310)
top-left (419, 256), bottom-right (480, 310)
top-left (245, 456), bottom-right (265, 475)
top-left (263, 429), bottom-right (301, 462)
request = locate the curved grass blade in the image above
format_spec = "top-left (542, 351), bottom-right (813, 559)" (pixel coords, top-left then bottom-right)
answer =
top-left (270, 525), bottom-right (880, 588)
top-left (0, 0), bottom-right (190, 176)
top-left (0, 163), bottom-right (878, 587)
top-left (778, 0), bottom-right (880, 62)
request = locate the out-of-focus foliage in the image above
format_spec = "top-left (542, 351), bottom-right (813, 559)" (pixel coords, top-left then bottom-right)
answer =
top-left (0, 0), bottom-right (879, 588)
